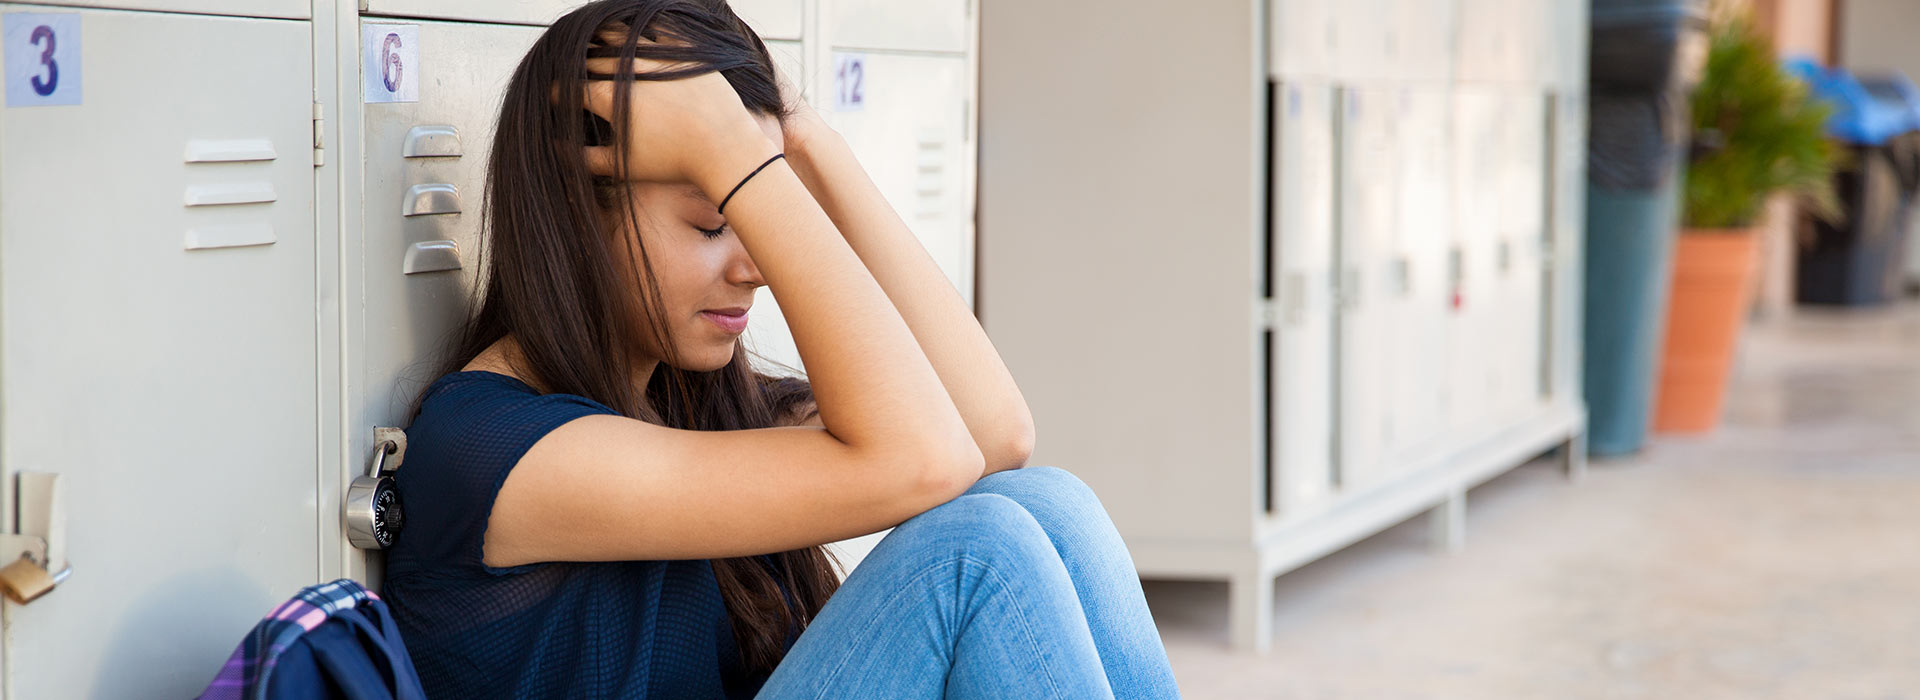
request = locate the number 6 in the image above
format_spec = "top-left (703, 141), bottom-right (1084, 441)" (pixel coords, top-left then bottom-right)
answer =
top-left (380, 33), bottom-right (404, 93)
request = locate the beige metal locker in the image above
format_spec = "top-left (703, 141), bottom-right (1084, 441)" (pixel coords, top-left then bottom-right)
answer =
top-left (341, 18), bottom-right (549, 585)
top-left (1269, 81), bottom-right (1338, 517)
top-left (1334, 86), bottom-right (1402, 492)
top-left (0, 7), bottom-right (319, 695)
top-left (1385, 86), bottom-right (1454, 471)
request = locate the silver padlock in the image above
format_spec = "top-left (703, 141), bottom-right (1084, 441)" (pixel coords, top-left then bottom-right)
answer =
top-left (346, 439), bottom-right (405, 550)
top-left (0, 552), bottom-right (71, 605)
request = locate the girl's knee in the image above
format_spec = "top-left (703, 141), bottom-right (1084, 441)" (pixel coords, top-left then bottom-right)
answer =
top-left (973, 466), bottom-right (1100, 508)
top-left (891, 493), bottom-right (1056, 565)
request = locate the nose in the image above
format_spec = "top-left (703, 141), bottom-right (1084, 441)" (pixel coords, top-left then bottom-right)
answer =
top-left (726, 236), bottom-right (765, 288)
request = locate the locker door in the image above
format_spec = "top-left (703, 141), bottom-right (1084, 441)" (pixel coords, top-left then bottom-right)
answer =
top-left (362, 0), bottom-right (576, 26)
top-left (1489, 91), bottom-right (1549, 421)
top-left (0, 9), bottom-right (317, 698)
top-left (1330, 0), bottom-right (1394, 84)
top-left (9, 0), bottom-right (305, 19)
top-left (1386, 87), bottom-right (1452, 469)
top-left (731, 0), bottom-right (804, 41)
top-left (826, 0), bottom-right (970, 54)
top-left (1334, 87), bottom-right (1398, 491)
top-left (1392, 0), bottom-right (1456, 85)
top-left (1445, 88), bottom-right (1502, 437)
top-left (1270, 82), bottom-right (1336, 514)
top-left (348, 19), bottom-right (548, 583)
top-left (1270, 0), bottom-right (1333, 80)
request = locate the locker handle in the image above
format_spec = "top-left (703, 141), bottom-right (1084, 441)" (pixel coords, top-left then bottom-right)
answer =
top-left (403, 184), bottom-right (461, 217)
top-left (1283, 272), bottom-right (1308, 325)
top-left (1339, 267), bottom-right (1362, 310)
top-left (404, 240), bottom-right (463, 275)
top-left (402, 126), bottom-right (463, 158)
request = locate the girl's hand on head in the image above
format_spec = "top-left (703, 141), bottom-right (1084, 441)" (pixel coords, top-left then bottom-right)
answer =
top-left (774, 66), bottom-right (835, 155)
top-left (570, 44), bottom-right (778, 199)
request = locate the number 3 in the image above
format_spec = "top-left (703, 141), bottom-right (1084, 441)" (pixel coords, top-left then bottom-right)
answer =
top-left (28, 24), bottom-right (58, 97)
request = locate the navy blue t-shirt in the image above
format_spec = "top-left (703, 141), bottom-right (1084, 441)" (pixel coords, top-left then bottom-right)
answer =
top-left (383, 371), bottom-right (765, 699)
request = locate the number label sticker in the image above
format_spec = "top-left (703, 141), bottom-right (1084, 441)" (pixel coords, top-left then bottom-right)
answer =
top-left (833, 53), bottom-right (865, 112)
top-left (4, 13), bottom-right (82, 107)
top-left (362, 23), bottom-right (419, 103)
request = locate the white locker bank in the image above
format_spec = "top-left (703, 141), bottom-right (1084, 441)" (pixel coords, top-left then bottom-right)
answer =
top-left (0, 0), bottom-right (976, 695)
top-left (979, 0), bottom-right (1591, 652)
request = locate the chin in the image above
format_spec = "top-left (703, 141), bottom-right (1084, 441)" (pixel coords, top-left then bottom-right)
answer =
top-left (688, 346), bottom-right (737, 373)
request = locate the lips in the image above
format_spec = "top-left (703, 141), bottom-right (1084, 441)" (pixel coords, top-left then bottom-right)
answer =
top-left (700, 307), bottom-right (750, 334)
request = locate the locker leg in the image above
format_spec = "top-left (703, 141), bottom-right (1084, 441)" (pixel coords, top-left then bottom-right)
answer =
top-left (1428, 488), bottom-right (1467, 554)
top-left (1561, 431), bottom-right (1588, 483)
top-left (1228, 569), bottom-right (1274, 653)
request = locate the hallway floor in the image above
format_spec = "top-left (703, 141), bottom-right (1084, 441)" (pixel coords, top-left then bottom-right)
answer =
top-left (1143, 304), bottom-right (1920, 699)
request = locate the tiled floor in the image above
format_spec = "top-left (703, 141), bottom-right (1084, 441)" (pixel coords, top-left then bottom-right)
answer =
top-left (1142, 304), bottom-right (1920, 699)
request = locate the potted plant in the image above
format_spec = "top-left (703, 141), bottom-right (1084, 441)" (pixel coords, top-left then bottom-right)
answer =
top-left (1655, 11), bottom-right (1840, 432)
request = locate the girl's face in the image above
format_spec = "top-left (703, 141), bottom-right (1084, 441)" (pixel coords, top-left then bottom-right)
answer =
top-left (611, 114), bottom-right (784, 372)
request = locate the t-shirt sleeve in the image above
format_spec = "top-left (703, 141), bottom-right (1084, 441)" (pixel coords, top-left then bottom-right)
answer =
top-left (396, 378), bottom-right (617, 577)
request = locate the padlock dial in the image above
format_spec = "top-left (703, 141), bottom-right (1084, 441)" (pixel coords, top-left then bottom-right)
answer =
top-left (372, 485), bottom-right (402, 548)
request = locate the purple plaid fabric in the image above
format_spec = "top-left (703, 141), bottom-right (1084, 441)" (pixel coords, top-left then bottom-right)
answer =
top-left (198, 579), bottom-right (381, 700)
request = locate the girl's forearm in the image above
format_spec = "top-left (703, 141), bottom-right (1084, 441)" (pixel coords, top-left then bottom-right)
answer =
top-left (785, 128), bottom-right (1034, 474)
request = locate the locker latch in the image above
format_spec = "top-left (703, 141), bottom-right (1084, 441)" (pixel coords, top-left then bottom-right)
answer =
top-left (313, 101), bottom-right (326, 167)
top-left (1, 472), bottom-right (71, 605)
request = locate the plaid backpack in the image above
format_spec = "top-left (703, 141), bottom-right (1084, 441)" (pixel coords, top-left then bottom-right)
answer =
top-left (198, 579), bottom-right (428, 700)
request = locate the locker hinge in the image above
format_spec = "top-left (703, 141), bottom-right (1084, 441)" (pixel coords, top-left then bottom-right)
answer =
top-left (312, 101), bottom-right (326, 168)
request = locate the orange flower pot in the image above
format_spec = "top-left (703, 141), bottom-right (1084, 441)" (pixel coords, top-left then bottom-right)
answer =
top-left (1654, 228), bottom-right (1761, 433)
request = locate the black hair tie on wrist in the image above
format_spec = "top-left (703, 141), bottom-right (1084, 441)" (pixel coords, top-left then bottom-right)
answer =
top-left (718, 153), bottom-right (786, 215)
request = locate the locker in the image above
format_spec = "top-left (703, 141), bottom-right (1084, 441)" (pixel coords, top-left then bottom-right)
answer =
top-left (0, 8), bottom-right (318, 697)
top-left (1270, 81), bottom-right (1337, 515)
top-left (1453, 0), bottom-right (1511, 84)
top-left (1269, 0), bottom-right (1333, 80)
top-left (362, 0), bottom-right (802, 40)
top-left (1391, 0), bottom-right (1456, 85)
top-left (1334, 87), bottom-right (1400, 491)
top-left (1546, 0), bottom-right (1589, 91)
top-left (1445, 88), bottom-right (1503, 437)
top-left (5, 0), bottom-right (305, 18)
top-left (730, 0), bottom-right (804, 41)
top-left (1487, 90), bottom-right (1548, 421)
top-left (826, 0), bottom-right (970, 54)
top-left (349, 16), bottom-right (550, 582)
top-left (1329, 0), bottom-right (1395, 84)
top-left (1545, 90), bottom-right (1586, 402)
top-left (1384, 86), bottom-right (1452, 470)
top-left (362, 0), bottom-right (574, 26)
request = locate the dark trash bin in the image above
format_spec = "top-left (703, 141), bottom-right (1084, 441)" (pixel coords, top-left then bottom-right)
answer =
top-left (1787, 61), bottom-right (1920, 306)
top-left (1583, 0), bottom-right (1710, 456)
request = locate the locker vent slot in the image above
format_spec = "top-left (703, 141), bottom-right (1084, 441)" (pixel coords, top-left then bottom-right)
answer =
top-left (184, 224), bottom-right (277, 251)
top-left (403, 184), bottom-right (462, 216)
top-left (403, 125), bottom-right (463, 158)
top-left (915, 135), bottom-right (945, 221)
top-left (404, 240), bottom-right (463, 275)
top-left (184, 139), bottom-right (277, 163)
top-left (184, 182), bottom-right (277, 207)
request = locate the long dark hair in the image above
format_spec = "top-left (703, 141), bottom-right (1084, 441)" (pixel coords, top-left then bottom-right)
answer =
top-left (425, 0), bottom-right (838, 673)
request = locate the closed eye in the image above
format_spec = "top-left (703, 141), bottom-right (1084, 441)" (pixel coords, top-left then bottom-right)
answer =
top-left (696, 224), bottom-right (728, 239)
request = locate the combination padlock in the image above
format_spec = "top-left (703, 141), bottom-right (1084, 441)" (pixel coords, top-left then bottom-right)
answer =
top-left (1, 553), bottom-right (70, 605)
top-left (346, 439), bottom-right (405, 550)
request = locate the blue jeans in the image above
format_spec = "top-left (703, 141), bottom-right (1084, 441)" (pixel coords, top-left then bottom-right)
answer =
top-left (755, 467), bottom-right (1181, 699)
